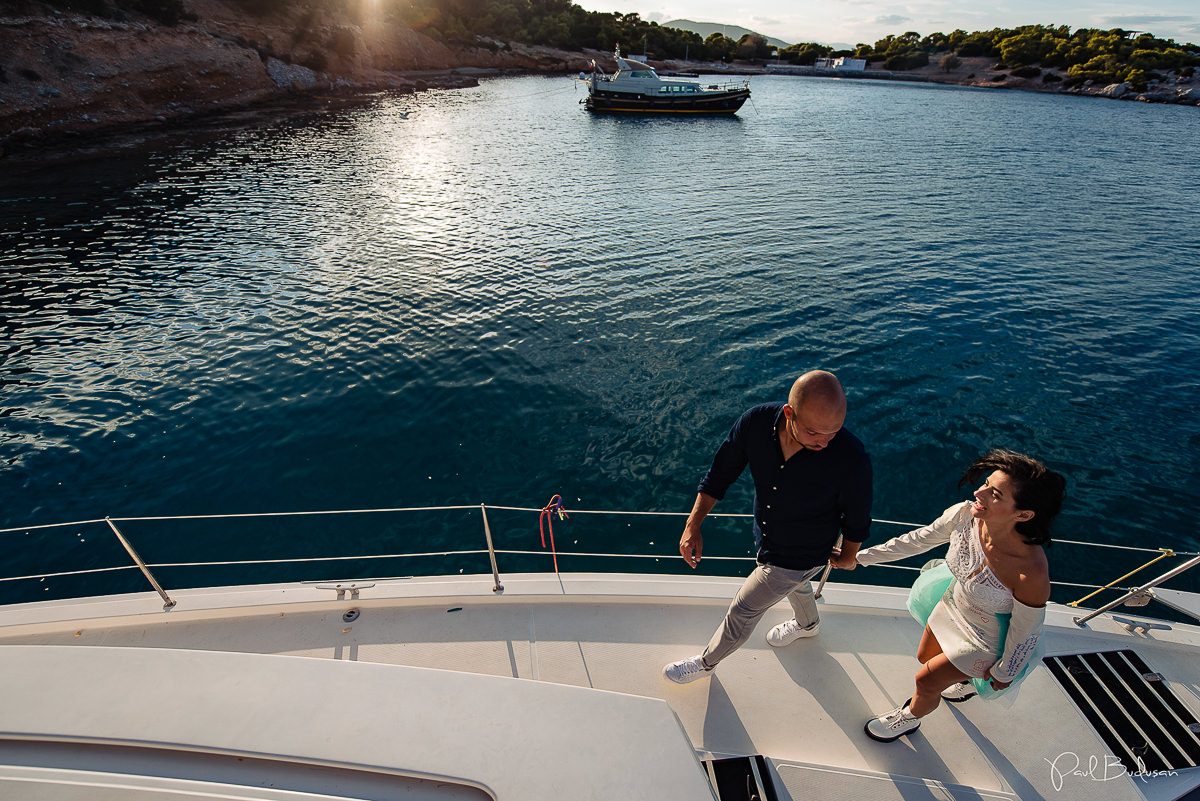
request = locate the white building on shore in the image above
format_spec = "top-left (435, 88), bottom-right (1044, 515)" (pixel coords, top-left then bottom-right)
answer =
top-left (814, 57), bottom-right (866, 71)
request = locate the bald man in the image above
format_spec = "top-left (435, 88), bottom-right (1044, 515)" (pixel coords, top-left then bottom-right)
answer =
top-left (664, 370), bottom-right (873, 684)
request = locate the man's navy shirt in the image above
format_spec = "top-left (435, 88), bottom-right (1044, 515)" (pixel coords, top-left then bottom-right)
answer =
top-left (697, 402), bottom-right (873, 570)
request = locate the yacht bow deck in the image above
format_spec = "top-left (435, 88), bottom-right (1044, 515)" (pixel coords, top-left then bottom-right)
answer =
top-left (1, 572), bottom-right (1198, 800)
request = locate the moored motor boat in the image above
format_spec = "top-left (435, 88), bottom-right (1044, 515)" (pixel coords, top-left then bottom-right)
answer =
top-left (580, 46), bottom-right (750, 115)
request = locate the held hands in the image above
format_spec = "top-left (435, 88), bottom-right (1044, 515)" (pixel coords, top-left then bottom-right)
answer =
top-left (679, 528), bottom-right (703, 569)
top-left (828, 546), bottom-right (858, 571)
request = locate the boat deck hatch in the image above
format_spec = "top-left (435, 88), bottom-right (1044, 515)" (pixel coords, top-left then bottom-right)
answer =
top-left (1044, 649), bottom-right (1200, 772)
top-left (703, 755), bottom-right (777, 801)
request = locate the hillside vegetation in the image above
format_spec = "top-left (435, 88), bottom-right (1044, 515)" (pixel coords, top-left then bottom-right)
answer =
top-left (662, 19), bottom-right (790, 50)
top-left (782, 25), bottom-right (1199, 91)
top-left (11, 0), bottom-right (781, 61)
top-left (16, 0), bottom-right (1199, 85)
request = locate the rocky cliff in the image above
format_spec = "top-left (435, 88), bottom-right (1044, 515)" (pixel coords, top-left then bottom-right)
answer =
top-left (0, 0), bottom-right (590, 154)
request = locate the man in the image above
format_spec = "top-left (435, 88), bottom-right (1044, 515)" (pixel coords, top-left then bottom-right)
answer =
top-left (663, 370), bottom-right (872, 684)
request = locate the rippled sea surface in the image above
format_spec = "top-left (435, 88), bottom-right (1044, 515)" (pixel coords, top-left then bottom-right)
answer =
top-left (2, 75), bottom-right (1199, 603)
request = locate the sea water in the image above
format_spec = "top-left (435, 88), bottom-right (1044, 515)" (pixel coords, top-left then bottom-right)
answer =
top-left (2, 74), bottom-right (1198, 603)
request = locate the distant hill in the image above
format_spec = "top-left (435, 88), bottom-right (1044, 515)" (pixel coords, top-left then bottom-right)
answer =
top-left (663, 19), bottom-right (792, 50)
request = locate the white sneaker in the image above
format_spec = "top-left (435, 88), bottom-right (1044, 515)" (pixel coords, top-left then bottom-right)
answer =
top-left (766, 619), bottom-right (819, 647)
top-left (941, 681), bottom-right (977, 703)
top-left (663, 655), bottom-right (712, 684)
top-left (865, 700), bottom-right (922, 742)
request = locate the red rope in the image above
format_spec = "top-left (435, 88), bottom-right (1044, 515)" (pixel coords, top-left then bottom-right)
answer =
top-left (539, 495), bottom-right (568, 572)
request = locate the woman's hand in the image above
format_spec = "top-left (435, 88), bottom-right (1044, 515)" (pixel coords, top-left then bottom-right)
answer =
top-left (987, 674), bottom-right (1012, 691)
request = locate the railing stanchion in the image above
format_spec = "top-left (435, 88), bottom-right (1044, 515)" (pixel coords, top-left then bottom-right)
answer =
top-left (1073, 554), bottom-right (1200, 626)
top-left (814, 535), bottom-right (840, 600)
top-left (104, 517), bottom-right (176, 609)
top-left (480, 504), bottom-right (504, 593)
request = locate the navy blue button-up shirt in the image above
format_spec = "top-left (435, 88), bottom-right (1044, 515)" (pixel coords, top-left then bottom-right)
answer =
top-left (697, 402), bottom-right (872, 570)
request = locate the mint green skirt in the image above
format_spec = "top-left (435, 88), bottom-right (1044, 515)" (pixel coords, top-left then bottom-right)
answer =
top-left (905, 561), bottom-right (1040, 699)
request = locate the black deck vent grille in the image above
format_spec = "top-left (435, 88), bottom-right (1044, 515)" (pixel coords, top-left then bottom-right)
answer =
top-left (1044, 649), bottom-right (1200, 773)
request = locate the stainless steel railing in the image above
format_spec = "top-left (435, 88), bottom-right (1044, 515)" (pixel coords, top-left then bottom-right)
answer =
top-left (1, 505), bottom-right (1197, 622)
top-left (1072, 554), bottom-right (1200, 626)
top-left (105, 517), bottom-right (176, 610)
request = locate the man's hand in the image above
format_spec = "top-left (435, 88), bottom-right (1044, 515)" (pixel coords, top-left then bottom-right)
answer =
top-left (679, 494), bottom-right (717, 569)
top-left (828, 545), bottom-right (858, 570)
top-left (680, 528), bottom-right (703, 568)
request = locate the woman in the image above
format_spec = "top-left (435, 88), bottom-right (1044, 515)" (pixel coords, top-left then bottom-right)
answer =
top-left (848, 449), bottom-right (1066, 743)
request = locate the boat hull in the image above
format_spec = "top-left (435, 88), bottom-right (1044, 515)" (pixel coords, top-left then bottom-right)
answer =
top-left (2, 572), bottom-right (1200, 800)
top-left (585, 88), bottom-right (750, 115)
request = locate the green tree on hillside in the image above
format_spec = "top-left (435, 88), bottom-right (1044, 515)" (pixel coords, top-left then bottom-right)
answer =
top-left (852, 22), bottom-right (1198, 85)
top-left (704, 33), bottom-right (737, 62)
top-left (737, 33), bottom-right (772, 61)
top-left (780, 41), bottom-right (832, 65)
top-left (939, 53), bottom-right (962, 72)
top-left (998, 26), bottom-right (1057, 66)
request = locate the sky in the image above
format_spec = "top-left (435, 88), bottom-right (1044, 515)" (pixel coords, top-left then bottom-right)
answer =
top-left (574, 0), bottom-right (1200, 48)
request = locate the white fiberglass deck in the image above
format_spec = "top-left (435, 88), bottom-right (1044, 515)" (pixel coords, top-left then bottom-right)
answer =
top-left (0, 573), bottom-right (1198, 800)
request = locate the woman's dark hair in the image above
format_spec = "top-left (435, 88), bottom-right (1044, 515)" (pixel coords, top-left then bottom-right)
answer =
top-left (958, 449), bottom-right (1066, 545)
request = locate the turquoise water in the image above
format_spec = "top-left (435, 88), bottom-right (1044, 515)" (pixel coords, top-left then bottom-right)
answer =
top-left (2, 75), bottom-right (1198, 603)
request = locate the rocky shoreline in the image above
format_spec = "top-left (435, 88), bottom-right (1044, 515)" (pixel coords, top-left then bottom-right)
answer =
top-left (860, 56), bottom-right (1200, 106)
top-left (0, 0), bottom-right (595, 159)
top-left (2, 4), bottom-right (1196, 161)
top-left (679, 55), bottom-right (1200, 106)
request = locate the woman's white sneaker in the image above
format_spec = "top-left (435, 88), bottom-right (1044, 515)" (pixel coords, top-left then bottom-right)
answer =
top-left (941, 681), bottom-right (977, 703)
top-left (865, 700), bottom-right (922, 742)
top-left (663, 655), bottom-right (712, 684)
top-left (766, 619), bottom-right (819, 647)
